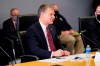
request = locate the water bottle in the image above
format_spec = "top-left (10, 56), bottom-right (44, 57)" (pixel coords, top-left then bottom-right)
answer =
top-left (86, 45), bottom-right (91, 59)
top-left (85, 45), bottom-right (91, 66)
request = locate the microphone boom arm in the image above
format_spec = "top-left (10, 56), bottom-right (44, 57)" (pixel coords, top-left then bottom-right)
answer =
top-left (0, 46), bottom-right (14, 66)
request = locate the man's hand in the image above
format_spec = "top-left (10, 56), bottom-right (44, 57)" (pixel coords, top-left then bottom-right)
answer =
top-left (52, 49), bottom-right (70, 57)
top-left (52, 49), bottom-right (63, 57)
top-left (62, 50), bottom-right (70, 56)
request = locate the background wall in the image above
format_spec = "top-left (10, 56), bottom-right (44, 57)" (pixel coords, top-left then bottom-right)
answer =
top-left (0, 0), bottom-right (93, 30)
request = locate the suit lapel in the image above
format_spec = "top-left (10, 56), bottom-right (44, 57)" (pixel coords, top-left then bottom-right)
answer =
top-left (10, 19), bottom-right (15, 29)
top-left (37, 22), bottom-right (47, 44)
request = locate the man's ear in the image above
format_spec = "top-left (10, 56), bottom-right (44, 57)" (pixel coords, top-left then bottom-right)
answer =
top-left (41, 12), bottom-right (44, 16)
top-left (39, 12), bottom-right (44, 18)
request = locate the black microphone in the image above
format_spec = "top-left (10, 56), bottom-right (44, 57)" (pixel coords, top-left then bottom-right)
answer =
top-left (79, 30), bottom-right (100, 49)
top-left (4, 37), bottom-right (17, 64)
top-left (0, 46), bottom-right (14, 66)
top-left (79, 30), bottom-right (87, 34)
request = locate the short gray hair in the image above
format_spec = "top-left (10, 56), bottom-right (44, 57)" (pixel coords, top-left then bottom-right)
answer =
top-left (38, 4), bottom-right (53, 17)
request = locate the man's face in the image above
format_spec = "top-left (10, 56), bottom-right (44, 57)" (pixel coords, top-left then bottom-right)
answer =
top-left (11, 9), bottom-right (20, 21)
top-left (53, 5), bottom-right (58, 11)
top-left (11, 9), bottom-right (20, 16)
top-left (95, 6), bottom-right (100, 16)
top-left (95, 6), bottom-right (100, 21)
top-left (42, 8), bottom-right (55, 25)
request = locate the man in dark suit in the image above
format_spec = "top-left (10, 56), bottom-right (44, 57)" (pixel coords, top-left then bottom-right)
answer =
top-left (26, 4), bottom-right (70, 59)
top-left (86, 4), bottom-right (100, 49)
top-left (3, 8), bottom-right (19, 41)
top-left (3, 8), bottom-right (22, 62)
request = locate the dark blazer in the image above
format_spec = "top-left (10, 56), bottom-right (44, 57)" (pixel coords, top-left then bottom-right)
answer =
top-left (86, 18), bottom-right (100, 49)
top-left (26, 22), bottom-right (63, 59)
top-left (3, 18), bottom-right (18, 40)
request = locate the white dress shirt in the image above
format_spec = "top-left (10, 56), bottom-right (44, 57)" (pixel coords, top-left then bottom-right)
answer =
top-left (39, 21), bottom-right (51, 51)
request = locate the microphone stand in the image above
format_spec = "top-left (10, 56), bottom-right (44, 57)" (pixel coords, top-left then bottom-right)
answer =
top-left (0, 46), bottom-right (14, 66)
top-left (16, 16), bottom-right (25, 55)
top-left (4, 37), bottom-right (16, 64)
top-left (80, 31), bottom-right (100, 50)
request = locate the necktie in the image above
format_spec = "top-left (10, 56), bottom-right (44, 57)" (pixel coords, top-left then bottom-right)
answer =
top-left (46, 27), bottom-right (56, 51)
top-left (14, 22), bottom-right (16, 29)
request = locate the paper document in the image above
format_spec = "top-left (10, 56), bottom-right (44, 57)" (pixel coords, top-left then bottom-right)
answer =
top-left (39, 54), bottom-right (95, 63)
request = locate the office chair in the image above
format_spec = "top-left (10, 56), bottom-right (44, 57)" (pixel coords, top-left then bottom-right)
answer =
top-left (0, 28), bottom-right (18, 65)
top-left (0, 29), bottom-right (11, 65)
top-left (78, 16), bottom-right (99, 51)
top-left (1, 26), bottom-right (23, 64)
top-left (16, 14), bottom-right (39, 63)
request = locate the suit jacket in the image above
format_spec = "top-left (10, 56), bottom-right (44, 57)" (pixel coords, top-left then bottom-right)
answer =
top-left (3, 18), bottom-right (18, 40)
top-left (86, 18), bottom-right (100, 49)
top-left (26, 22), bottom-right (63, 59)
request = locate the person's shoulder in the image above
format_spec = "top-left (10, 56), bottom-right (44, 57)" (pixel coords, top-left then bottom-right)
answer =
top-left (26, 22), bottom-right (40, 34)
top-left (87, 18), bottom-right (97, 27)
top-left (3, 18), bottom-right (12, 23)
top-left (3, 18), bottom-right (12, 25)
top-left (28, 22), bottom-right (39, 30)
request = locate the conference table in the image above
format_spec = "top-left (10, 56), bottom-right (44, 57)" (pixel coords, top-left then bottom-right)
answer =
top-left (7, 52), bottom-right (99, 66)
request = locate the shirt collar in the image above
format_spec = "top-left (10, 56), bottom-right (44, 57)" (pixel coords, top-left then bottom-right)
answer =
top-left (39, 20), bottom-right (46, 32)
